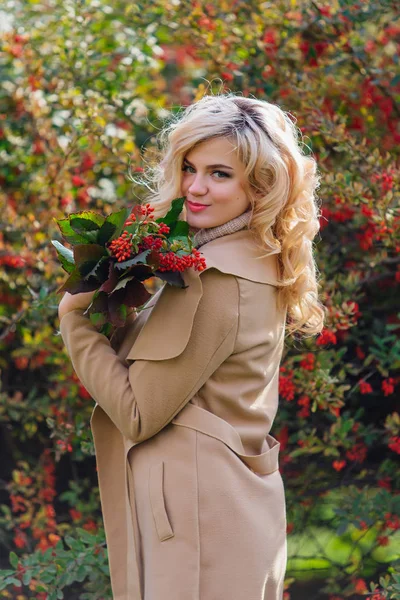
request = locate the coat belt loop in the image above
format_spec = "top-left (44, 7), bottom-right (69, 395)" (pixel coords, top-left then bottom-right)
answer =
top-left (172, 403), bottom-right (280, 476)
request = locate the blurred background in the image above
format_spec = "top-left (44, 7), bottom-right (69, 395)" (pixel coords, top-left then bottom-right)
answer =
top-left (0, 0), bottom-right (399, 598)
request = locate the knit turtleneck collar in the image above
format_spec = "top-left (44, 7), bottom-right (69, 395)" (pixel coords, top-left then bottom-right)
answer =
top-left (191, 208), bottom-right (252, 249)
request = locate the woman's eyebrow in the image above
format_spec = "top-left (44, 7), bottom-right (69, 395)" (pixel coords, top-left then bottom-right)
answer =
top-left (183, 158), bottom-right (234, 170)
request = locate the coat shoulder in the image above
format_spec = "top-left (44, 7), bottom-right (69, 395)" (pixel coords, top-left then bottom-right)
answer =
top-left (233, 276), bottom-right (286, 353)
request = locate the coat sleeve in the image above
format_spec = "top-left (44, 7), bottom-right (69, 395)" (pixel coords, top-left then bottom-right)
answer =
top-left (59, 269), bottom-right (239, 443)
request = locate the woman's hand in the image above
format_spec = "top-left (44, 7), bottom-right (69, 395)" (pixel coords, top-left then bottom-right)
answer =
top-left (58, 290), bottom-right (97, 322)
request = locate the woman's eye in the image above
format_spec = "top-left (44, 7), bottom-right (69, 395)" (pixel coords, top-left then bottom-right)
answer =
top-left (181, 165), bottom-right (229, 178)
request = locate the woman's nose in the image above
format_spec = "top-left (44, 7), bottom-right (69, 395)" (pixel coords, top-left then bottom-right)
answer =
top-left (187, 174), bottom-right (208, 194)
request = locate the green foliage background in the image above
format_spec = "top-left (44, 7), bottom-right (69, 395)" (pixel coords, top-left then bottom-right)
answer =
top-left (0, 0), bottom-right (399, 598)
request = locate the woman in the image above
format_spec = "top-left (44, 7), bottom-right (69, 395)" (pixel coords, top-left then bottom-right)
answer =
top-left (58, 93), bottom-right (325, 600)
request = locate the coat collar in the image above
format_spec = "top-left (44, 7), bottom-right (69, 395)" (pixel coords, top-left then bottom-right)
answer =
top-left (126, 229), bottom-right (279, 362)
top-left (197, 228), bottom-right (279, 285)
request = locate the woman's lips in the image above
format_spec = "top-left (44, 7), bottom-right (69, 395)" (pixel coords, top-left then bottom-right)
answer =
top-left (186, 200), bottom-right (210, 213)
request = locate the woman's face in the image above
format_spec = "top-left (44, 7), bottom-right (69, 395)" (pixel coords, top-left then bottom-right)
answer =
top-left (181, 136), bottom-right (251, 232)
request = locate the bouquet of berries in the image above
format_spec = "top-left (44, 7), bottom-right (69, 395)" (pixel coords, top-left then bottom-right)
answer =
top-left (52, 197), bottom-right (206, 338)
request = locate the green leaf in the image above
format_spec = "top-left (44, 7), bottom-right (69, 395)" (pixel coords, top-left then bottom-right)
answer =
top-left (76, 564), bottom-right (87, 582)
top-left (9, 551), bottom-right (19, 569)
top-left (97, 207), bottom-right (131, 245)
top-left (73, 244), bottom-right (109, 281)
top-left (47, 564), bottom-right (57, 574)
top-left (74, 243), bottom-right (108, 265)
top-left (167, 219), bottom-right (190, 239)
top-left (118, 303), bottom-right (127, 319)
top-left (76, 527), bottom-right (97, 544)
top-left (98, 322), bottom-right (114, 338)
top-left (99, 562), bottom-right (110, 575)
top-left (155, 196), bottom-right (185, 226)
top-left (56, 266), bottom-right (98, 295)
top-left (64, 535), bottom-right (82, 551)
top-left (22, 570), bottom-right (33, 586)
top-left (392, 583), bottom-right (400, 591)
top-left (114, 249), bottom-right (151, 270)
top-left (51, 240), bottom-right (75, 273)
top-left (54, 215), bottom-right (99, 245)
top-left (89, 311), bottom-right (108, 327)
top-left (70, 217), bottom-right (102, 234)
top-left (0, 570), bottom-right (15, 578)
top-left (96, 221), bottom-right (117, 246)
top-left (0, 579), bottom-right (10, 592)
top-left (6, 577), bottom-right (22, 587)
top-left (69, 211), bottom-right (105, 228)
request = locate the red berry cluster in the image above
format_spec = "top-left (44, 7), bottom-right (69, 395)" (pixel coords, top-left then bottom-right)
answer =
top-left (138, 223), bottom-right (172, 253)
top-left (139, 235), bottom-right (164, 252)
top-left (126, 202), bottom-right (155, 224)
top-left (158, 248), bottom-right (206, 272)
top-left (157, 223), bottom-right (171, 235)
top-left (108, 203), bottom-right (161, 262)
top-left (0, 255), bottom-right (25, 268)
top-left (107, 202), bottom-right (206, 272)
top-left (108, 230), bottom-right (134, 261)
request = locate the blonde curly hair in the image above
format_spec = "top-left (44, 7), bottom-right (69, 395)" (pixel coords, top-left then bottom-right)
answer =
top-left (130, 92), bottom-right (327, 339)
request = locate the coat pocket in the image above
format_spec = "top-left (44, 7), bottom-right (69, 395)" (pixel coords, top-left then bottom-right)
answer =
top-left (148, 461), bottom-right (175, 542)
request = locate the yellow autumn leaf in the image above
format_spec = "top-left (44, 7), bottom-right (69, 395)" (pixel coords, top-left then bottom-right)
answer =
top-left (35, 232), bottom-right (46, 243)
top-left (22, 331), bottom-right (33, 345)
top-left (123, 139), bottom-right (136, 153)
top-left (95, 116), bottom-right (107, 127)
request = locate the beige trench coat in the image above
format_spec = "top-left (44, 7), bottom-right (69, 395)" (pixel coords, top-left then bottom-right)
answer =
top-left (59, 229), bottom-right (288, 600)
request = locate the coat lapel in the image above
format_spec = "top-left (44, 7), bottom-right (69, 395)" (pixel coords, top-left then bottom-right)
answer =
top-left (198, 228), bottom-right (279, 284)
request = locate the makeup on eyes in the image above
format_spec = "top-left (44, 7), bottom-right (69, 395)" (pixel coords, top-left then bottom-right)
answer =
top-left (182, 161), bottom-right (231, 178)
